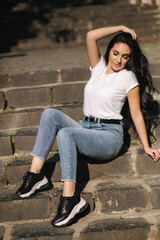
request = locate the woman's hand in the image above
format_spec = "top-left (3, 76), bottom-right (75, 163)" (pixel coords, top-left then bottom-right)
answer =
top-left (144, 146), bottom-right (160, 162)
top-left (121, 26), bottom-right (137, 40)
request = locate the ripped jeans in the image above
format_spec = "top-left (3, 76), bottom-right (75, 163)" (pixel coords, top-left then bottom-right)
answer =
top-left (31, 108), bottom-right (124, 182)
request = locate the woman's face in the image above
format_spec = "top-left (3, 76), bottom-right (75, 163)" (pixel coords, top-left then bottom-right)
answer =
top-left (107, 42), bottom-right (131, 74)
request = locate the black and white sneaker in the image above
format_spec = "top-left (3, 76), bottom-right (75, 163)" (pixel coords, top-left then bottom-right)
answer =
top-left (15, 171), bottom-right (53, 198)
top-left (51, 194), bottom-right (88, 227)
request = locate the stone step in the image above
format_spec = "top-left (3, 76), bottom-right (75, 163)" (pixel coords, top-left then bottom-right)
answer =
top-left (0, 64), bottom-right (159, 90)
top-left (0, 74), bottom-right (159, 111)
top-left (1, 2), bottom-right (160, 53)
top-left (0, 111), bottom-right (159, 157)
top-left (4, 82), bottom-right (85, 110)
top-left (0, 68), bottom-right (89, 89)
top-left (51, 10), bottom-right (160, 26)
top-left (2, 213), bottom-right (160, 240)
top-left (6, 217), bottom-right (157, 240)
top-left (0, 105), bottom-right (83, 131)
top-left (1, 175), bottom-right (160, 238)
top-left (1, 139), bottom-right (160, 186)
top-left (0, 184), bottom-right (93, 223)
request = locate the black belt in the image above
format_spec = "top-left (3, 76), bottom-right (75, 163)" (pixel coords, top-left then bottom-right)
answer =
top-left (84, 116), bottom-right (121, 124)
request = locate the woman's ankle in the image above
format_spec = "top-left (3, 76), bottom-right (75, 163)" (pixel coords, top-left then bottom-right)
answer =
top-left (30, 156), bottom-right (44, 174)
top-left (62, 181), bottom-right (76, 197)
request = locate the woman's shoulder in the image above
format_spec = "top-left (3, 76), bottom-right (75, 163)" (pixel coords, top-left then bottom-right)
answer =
top-left (89, 55), bottom-right (107, 76)
top-left (121, 68), bottom-right (137, 79)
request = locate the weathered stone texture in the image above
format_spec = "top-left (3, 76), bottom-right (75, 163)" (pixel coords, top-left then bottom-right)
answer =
top-left (58, 105), bottom-right (83, 122)
top-left (6, 87), bottom-right (52, 108)
top-left (152, 76), bottom-right (160, 91)
top-left (81, 218), bottom-right (150, 240)
top-left (0, 189), bottom-right (51, 222)
top-left (0, 162), bottom-right (5, 182)
top-left (136, 149), bottom-right (160, 175)
top-left (60, 68), bottom-right (89, 82)
top-left (13, 133), bottom-right (37, 152)
top-left (88, 152), bottom-right (134, 179)
top-left (53, 83), bottom-right (84, 104)
top-left (7, 157), bottom-right (32, 184)
top-left (0, 226), bottom-right (5, 240)
top-left (95, 182), bottom-right (148, 213)
top-left (0, 91), bottom-right (4, 110)
top-left (0, 134), bottom-right (12, 156)
top-left (150, 63), bottom-right (160, 76)
top-left (11, 71), bottom-right (57, 87)
top-left (0, 108), bottom-right (43, 130)
top-left (0, 74), bottom-right (9, 88)
top-left (145, 178), bottom-right (160, 209)
top-left (11, 222), bottom-right (74, 240)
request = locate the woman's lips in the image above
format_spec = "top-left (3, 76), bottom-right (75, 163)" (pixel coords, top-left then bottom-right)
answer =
top-left (114, 63), bottom-right (121, 68)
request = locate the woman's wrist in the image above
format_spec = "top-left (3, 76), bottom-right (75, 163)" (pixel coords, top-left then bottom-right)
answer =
top-left (144, 145), bottom-right (151, 153)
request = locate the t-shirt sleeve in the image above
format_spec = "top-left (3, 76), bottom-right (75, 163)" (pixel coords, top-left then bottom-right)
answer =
top-left (89, 55), bottom-right (107, 77)
top-left (126, 71), bottom-right (139, 94)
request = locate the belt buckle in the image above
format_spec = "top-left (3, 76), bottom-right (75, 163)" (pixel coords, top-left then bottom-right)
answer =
top-left (94, 117), bottom-right (97, 123)
top-left (88, 116), bottom-right (91, 122)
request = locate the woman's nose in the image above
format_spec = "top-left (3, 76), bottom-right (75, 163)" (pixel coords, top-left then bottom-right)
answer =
top-left (116, 56), bottom-right (122, 63)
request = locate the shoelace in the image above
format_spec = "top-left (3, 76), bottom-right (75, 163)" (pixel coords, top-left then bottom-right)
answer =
top-left (58, 197), bottom-right (72, 214)
top-left (21, 172), bottom-right (34, 186)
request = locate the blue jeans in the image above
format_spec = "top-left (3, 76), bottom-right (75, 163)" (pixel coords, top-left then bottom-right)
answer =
top-left (32, 108), bottom-right (124, 182)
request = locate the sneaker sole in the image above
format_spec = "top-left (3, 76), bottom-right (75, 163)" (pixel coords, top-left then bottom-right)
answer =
top-left (54, 198), bottom-right (88, 227)
top-left (19, 176), bottom-right (49, 198)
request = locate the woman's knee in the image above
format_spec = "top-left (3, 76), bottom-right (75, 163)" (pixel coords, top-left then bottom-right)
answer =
top-left (41, 108), bottom-right (59, 121)
top-left (57, 128), bottom-right (73, 142)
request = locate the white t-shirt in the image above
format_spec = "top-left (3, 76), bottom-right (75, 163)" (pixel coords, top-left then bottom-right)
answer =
top-left (83, 56), bottom-right (139, 120)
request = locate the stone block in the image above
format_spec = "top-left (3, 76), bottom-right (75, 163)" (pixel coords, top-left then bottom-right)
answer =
top-left (11, 71), bottom-right (57, 87)
top-left (145, 177), bottom-right (160, 210)
top-left (152, 76), bottom-right (160, 92)
top-left (7, 156), bottom-right (32, 184)
top-left (94, 181), bottom-right (148, 213)
top-left (87, 152), bottom-right (134, 179)
top-left (0, 160), bottom-right (6, 182)
top-left (0, 226), bottom-right (5, 240)
top-left (0, 91), bottom-right (4, 110)
top-left (136, 148), bottom-right (160, 175)
top-left (7, 153), bottom-right (59, 184)
top-left (81, 218), bottom-right (150, 240)
top-left (11, 222), bottom-right (74, 240)
top-left (58, 105), bottom-right (83, 122)
top-left (13, 129), bottom-right (37, 152)
top-left (53, 83), bottom-right (84, 105)
top-left (77, 153), bottom-right (134, 182)
top-left (150, 63), bottom-right (160, 76)
top-left (157, 224), bottom-right (160, 240)
top-left (61, 68), bottom-right (89, 82)
top-left (0, 133), bottom-right (12, 156)
top-left (0, 188), bottom-right (51, 222)
top-left (12, 128), bottom-right (57, 154)
top-left (0, 74), bottom-right (9, 88)
top-left (155, 123), bottom-right (160, 141)
top-left (0, 108), bottom-right (43, 130)
top-left (6, 86), bottom-right (52, 108)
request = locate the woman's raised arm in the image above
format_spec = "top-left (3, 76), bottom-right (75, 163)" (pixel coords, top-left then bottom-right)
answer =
top-left (86, 25), bottom-right (136, 69)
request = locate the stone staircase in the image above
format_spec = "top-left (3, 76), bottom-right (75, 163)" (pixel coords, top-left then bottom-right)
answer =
top-left (0, 45), bottom-right (160, 239)
top-left (1, 0), bottom-right (160, 53)
top-left (0, 1), bottom-right (160, 239)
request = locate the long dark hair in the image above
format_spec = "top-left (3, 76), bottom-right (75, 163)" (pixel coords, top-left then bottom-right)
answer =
top-left (104, 32), bottom-right (159, 144)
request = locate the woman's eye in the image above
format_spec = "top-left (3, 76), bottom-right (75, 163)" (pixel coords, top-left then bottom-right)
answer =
top-left (123, 56), bottom-right (129, 60)
top-left (113, 52), bottom-right (118, 56)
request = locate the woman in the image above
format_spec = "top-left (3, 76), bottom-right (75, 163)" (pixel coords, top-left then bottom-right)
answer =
top-left (16, 25), bottom-right (160, 227)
